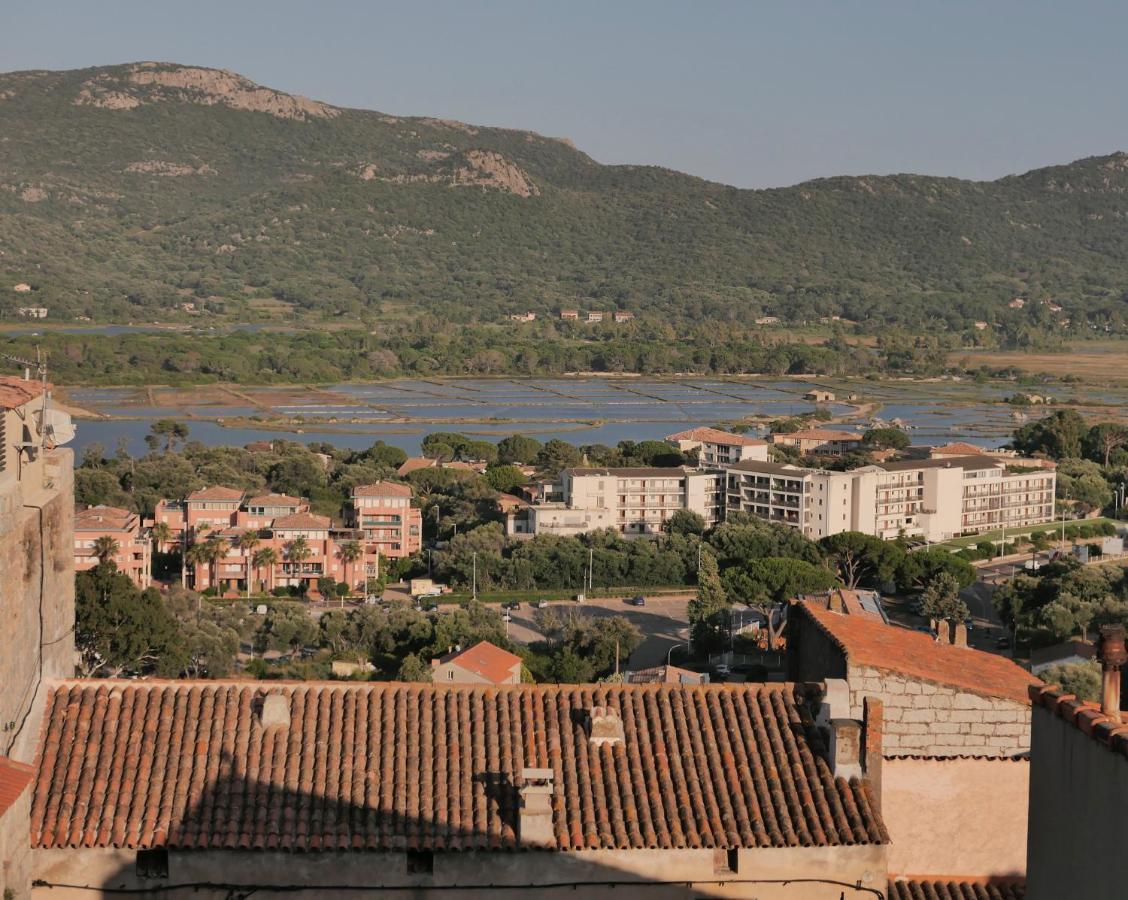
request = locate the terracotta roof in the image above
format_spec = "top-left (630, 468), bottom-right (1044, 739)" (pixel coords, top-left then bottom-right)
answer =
top-left (396, 457), bottom-right (437, 476)
top-left (666, 427), bottom-right (767, 447)
top-left (74, 506), bottom-right (137, 532)
top-left (0, 375), bottom-right (48, 410)
top-left (271, 512), bottom-right (331, 530)
top-left (929, 442), bottom-right (989, 457)
top-left (0, 756), bottom-right (35, 818)
top-left (1029, 684), bottom-right (1128, 761)
top-left (496, 493), bottom-right (529, 512)
top-left (246, 493), bottom-right (304, 507)
top-left (794, 601), bottom-right (1040, 705)
top-left (435, 641), bottom-right (522, 684)
top-left (352, 481), bottom-right (413, 498)
top-left (772, 429), bottom-right (860, 442)
top-left (186, 486), bottom-right (245, 502)
top-left (30, 681), bottom-right (887, 852)
top-left (889, 879), bottom-right (1025, 900)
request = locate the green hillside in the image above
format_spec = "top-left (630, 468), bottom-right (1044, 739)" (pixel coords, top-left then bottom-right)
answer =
top-left (2, 61), bottom-right (1128, 331)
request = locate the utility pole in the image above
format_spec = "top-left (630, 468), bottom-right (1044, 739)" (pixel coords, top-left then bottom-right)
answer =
top-left (472, 551), bottom-right (477, 601)
top-left (614, 639), bottom-right (620, 678)
top-left (588, 548), bottom-right (594, 593)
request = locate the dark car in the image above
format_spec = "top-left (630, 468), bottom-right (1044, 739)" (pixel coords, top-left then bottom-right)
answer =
top-left (502, 601), bottom-right (521, 611)
top-left (995, 635), bottom-right (1012, 649)
top-left (626, 595), bottom-right (646, 607)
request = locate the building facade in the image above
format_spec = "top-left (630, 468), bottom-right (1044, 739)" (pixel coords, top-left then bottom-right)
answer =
top-left (520, 466), bottom-right (724, 537)
top-left (430, 640), bottom-right (523, 684)
top-left (665, 426), bottom-right (769, 467)
top-left (73, 505), bottom-right (151, 588)
top-left (345, 481), bottom-right (423, 559)
top-left (726, 456), bottom-right (1056, 542)
top-left (769, 428), bottom-right (863, 457)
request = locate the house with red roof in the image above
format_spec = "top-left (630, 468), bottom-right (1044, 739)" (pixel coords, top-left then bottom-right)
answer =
top-left (431, 640), bottom-right (523, 685)
top-left (665, 426), bottom-right (769, 467)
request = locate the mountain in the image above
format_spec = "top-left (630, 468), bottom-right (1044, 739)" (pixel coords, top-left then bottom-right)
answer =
top-left (2, 61), bottom-right (1128, 330)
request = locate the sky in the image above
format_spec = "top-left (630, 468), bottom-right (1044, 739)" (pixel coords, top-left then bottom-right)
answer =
top-left (4, 1), bottom-right (1128, 189)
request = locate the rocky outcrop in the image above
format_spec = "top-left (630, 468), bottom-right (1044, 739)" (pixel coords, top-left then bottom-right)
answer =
top-left (124, 160), bottom-right (217, 176)
top-left (449, 150), bottom-right (539, 197)
top-left (74, 64), bottom-right (339, 121)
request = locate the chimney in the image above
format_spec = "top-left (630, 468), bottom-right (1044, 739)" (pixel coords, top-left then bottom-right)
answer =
top-left (1097, 624), bottom-right (1127, 722)
top-left (953, 622), bottom-right (968, 648)
top-left (519, 767), bottom-right (555, 847)
top-left (936, 619), bottom-right (950, 644)
top-left (587, 706), bottom-right (625, 747)
top-left (258, 691), bottom-right (290, 729)
top-left (828, 718), bottom-right (862, 780)
top-left (862, 697), bottom-right (883, 811)
top-left (827, 590), bottom-right (845, 613)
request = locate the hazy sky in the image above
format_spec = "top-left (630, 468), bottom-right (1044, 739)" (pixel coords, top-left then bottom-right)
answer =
top-left (5, 1), bottom-right (1127, 188)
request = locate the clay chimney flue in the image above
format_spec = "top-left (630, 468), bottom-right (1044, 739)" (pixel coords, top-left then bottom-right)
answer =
top-left (1097, 624), bottom-right (1127, 722)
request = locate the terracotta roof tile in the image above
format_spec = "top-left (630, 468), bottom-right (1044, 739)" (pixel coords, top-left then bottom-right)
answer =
top-left (0, 375), bottom-right (47, 410)
top-left (270, 512), bottom-right (332, 530)
top-left (772, 429), bottom-right (860, 442)
top-left (795, 601), bottom-right (1040, 704)
top-left (396, 457), bottom-right (437, 476)
top-left (0, 756), bottom-right (35, 818)
top-left (626, 665), bottom-right (706, 685)
top-left (435, 641), bottom-right (523, 684)
top-left (889, 879), bottom-right (1025, 900)
top-left (666, 427), bottom-right (767, 447)
top-left (73, 506), bottom-right (137, 532)
top-left (186, 486), bottom-right (245, 502)
top-left (930, 442), bottom-right (990, 456)
top-left (245, 492), bottom-right (304, 507)
top-left (352, 481), bottom-right (414, 498)
top-left (1029, 683), bottom-right (1128, 760)
top-left (31, 681), bottom-right (887, 852)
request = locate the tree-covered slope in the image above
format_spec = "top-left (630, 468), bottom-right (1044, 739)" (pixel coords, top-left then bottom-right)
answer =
top-left (2, 61), bottom-right (1128, 330)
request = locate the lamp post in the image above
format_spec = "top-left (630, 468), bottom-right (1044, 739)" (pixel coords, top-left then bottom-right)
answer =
top-left (667, 641), bottom-right (688, 666)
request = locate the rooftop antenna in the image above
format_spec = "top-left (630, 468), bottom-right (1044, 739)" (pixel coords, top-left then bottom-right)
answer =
top-left (2, 347), bottom-right (59, 449)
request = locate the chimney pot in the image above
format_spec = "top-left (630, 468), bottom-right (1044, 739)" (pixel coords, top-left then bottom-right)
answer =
top-left (259, 692), bottom-right (290, 729)
top-left (936, 619), bottom-right (951, 644)
top-left (953, 622), bottom-right (968, 648)
top-left (828, 718), bottom-right (862, 780)
top-left (587, 706), bottom-right (625, 747)
top-left (519, 767), bottom-right (555, 847)
top-left (1098, 624), bottom-right (1127, 721)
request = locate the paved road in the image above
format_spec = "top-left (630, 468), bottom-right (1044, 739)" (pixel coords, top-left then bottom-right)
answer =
top-left (503, 595), bottom-right (692, 670)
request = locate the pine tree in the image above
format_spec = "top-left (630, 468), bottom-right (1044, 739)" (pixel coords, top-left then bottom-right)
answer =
top-left (688, 548), bottom-right (729, 655)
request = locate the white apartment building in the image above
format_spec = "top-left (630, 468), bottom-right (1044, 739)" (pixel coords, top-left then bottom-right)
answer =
top-left (726, 456), bottom-right (1056, 542)
top-left (520, 466), bottom-right (724, 537)
top-left (665, 427), bottom-right (769, 467)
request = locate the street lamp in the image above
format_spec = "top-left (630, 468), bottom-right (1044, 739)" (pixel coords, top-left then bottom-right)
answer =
top-left (667, 641), bottom-right (689, 666)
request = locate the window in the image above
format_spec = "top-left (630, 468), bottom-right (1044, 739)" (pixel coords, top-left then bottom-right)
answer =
top-left (446, 670), bottom-right (454, 681)
top-left (713, 847), bottom-right (738, 874)
top-left (136, 848), bottom-right (169, 878)
top-left (406, 850), bottom-right (434, 875)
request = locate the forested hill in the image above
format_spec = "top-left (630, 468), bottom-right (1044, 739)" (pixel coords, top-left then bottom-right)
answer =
top-left (2, 61), bottom-right (1128, 330)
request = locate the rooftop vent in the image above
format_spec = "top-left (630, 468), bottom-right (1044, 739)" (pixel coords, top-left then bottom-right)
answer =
top-left (587, 706), bottom-right (625, 747)
top-left (258, 691), bottom-right (290, 729)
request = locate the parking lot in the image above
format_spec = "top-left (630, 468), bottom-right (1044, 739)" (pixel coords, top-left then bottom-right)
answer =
top-left (502, 593), bottom-right (693, 670)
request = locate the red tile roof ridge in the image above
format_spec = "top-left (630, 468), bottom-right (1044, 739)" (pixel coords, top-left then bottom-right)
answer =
top-left (884, 753), bottom-right (1030, 761)
top-left (666, 426), bottom-right (767, 446)
top-left (888, 877), bottom-right (1026, 900)
top-left (0, 375), bottom-right (49, 410)
top-left (1029, 683), bottom-right (1128, 758)
top-left (795, 601), bottom-right (1040, 705)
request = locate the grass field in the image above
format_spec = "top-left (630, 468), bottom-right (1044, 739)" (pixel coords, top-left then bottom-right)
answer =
top-left (949, 341), bottom-right (1128, 381)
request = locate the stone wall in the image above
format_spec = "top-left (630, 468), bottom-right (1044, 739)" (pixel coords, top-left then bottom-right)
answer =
top-left (0, 786), bottom-right (33, 899)
top-left (0, 449), bottom-right (75, 763)
top-left (848, 665), bottom-right (1030, 756)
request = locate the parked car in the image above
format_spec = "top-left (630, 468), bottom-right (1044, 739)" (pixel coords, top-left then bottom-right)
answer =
top-left (626, 595), bottom-right (646, 607)
top-left (535, 600), bottom-right (549, 609)
top-left (995, 635), bottom-right (1012, 649)
top-left (713, 663), bottom-right (731, 677)
top-left (502, 601), bottom-right (521, 611)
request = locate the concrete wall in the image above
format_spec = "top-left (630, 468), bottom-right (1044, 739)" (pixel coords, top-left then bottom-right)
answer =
top-left (1026, 705), bottom-right (1128, 900)
top-left (848, 665), bottom-right (1030, 757)
top-left (0, 787), bottom-right (33, 899)
top-left (883, 756), bottom-right (1028, 878)
top-left (1, 448), bottom-right (75, 763)
top-left (32, 843), bottom-right (887, 899)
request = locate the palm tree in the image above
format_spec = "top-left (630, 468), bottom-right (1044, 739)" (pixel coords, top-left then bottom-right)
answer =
top-left (285, 536), bottom-right (312, 593)
top-left (253, 546), bottom-right (279, 594)
top-left (92, 535), bottom-right (119, 566)
top-left (337, 540), bottom-right (363, 598)
top-left (150, 521), bottom-right (172, 552)
top-left (185, 541), bottom-right (210, 591)
top-left (201, 534), bottom-right (228, 595)
top-left (236, 530), bottom-right (261, 599)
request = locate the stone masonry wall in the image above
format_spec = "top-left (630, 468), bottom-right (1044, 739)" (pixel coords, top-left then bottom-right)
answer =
top-left (847, 664), bottom-right (1030, 756)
